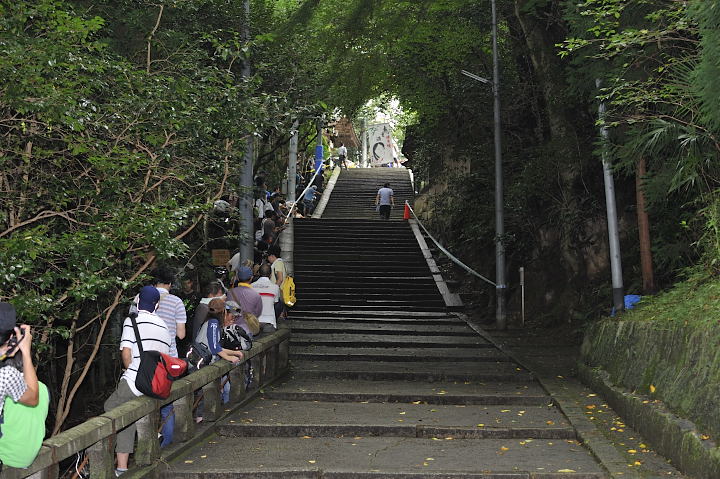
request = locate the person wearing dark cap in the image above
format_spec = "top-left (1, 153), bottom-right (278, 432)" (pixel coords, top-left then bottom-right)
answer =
top-left (105, 286), bottom-right (171, 476)
top-left (227, 266), bottom-right (263, 322)
top-left (0, 302), bottom-right (47, 469)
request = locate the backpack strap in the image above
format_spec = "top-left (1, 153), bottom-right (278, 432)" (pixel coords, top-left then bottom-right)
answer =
top-left (128, 312), bottom-right (144, 355)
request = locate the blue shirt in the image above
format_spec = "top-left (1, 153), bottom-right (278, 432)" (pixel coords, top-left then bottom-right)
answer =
top-left (304, 188), bottom-right (317, 201)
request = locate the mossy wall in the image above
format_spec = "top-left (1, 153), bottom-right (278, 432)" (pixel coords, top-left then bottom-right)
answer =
top-left (582, 319), bottom-right (720, 439)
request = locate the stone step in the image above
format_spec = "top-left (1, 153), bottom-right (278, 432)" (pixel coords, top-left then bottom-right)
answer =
top-left (296, 293), bottom-right (445, 302)
top-left (287, 310), bottom-right (459, 319)
top-left (162, 436), bottom-right (604, 478)
top-left (289, 321), bottom-right (474, 335)
top-left (294, 304), bottom-right (449, 312)
top-left (289, 333), bottom-right (489, 347)
top-left (288, 313), bottom-right (462, 323)
top-left (290, 360), bottom-right (534, 382)
top-left (265, 379), bottom-right (550, 405)
top-left (290, 346), bottom-right (507, 362)
top-left (294, 305), bottom-right (447, 313)
top-left (216, 400), bottom-right (574, 439)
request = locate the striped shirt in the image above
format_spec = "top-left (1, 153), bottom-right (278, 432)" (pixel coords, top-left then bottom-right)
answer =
top-left (154, 287), bottom-right (187, 358)
top-left (128, 287), bottom-right (187, 357)
top-left (120, 311), bottom-right (171, 396)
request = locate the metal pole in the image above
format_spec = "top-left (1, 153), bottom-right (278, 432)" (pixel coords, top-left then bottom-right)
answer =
top-left (519, 267), bottom-right (525, 327)
top-left (491, 0), bottom-right (507, 330)
top-left (596, 79), bottom-right (625, 313)
top-left (288, 119), bottom-right (299, 202)
top-left (238, 0), bottom-right (253, 263)
top-left (361, 118), bottom-right (368, 168)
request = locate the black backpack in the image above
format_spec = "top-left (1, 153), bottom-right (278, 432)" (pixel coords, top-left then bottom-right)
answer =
top-left (221, 324), bottom-right (253, 351)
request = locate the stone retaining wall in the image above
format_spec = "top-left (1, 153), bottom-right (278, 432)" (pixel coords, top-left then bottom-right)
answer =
top-left (581, 319), bottom-right (720, 478)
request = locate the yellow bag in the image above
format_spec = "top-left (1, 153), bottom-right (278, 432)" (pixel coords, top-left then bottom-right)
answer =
top-left (243, 312), bottom-right (261, 336)
top-left (281, 276), bottom-right (296, 307)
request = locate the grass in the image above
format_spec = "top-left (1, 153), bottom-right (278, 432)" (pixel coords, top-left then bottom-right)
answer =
top-left (621, 273), bottom-right (720, 324)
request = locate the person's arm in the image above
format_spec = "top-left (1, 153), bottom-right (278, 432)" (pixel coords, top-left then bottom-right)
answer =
top-left (275, 269), bottom-right (284, 286)
top-left (176, 322), bottom-right (186, 340)
top-left (391, 193), bottom-right (395, 206)
top-left (16, 326), bottom-right (39, 407)
top-left (218, 349), bottom-right (243, 363)
top-left (206, 319), bottom-right (222, 355)
top-left (175, 299), bottom-right (187, 340)
top-left (375, 192), bottom-right (380, 205)
top-left (121, 347), bottom-right (133, 369)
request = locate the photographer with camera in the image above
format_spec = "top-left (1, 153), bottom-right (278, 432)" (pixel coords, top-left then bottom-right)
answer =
top-left (0, 302), bottom-right (48, 470)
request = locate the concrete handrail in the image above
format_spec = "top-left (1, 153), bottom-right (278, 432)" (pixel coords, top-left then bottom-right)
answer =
top-left (3, 327), bottom-right (291, 479)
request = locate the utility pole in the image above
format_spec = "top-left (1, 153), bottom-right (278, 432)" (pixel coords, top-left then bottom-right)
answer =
top-left (288, 119), bottom-right (299, 202)
top-left (459, 0), bottom-right (506, 329)
top-left (238, 0), bottom-right (254, 263)
top-left (596, 79), bottom-right (625, 313)
top-left (491, 0), bottom-right (506, 330)
top-left (361, 118), bottom-right (368, 168)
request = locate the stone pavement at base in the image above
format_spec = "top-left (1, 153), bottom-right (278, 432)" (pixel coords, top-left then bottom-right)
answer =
top-left (470, 323), bottom-right (685, 479)
top-left (161, 169), bottom-right (608, 478)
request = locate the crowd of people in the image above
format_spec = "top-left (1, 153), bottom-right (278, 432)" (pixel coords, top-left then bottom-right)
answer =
top-left (0, 159), bottom-right (393, 474)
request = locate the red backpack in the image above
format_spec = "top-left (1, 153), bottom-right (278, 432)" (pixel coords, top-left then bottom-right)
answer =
top-left (129, 314), bottom-right (187, 399)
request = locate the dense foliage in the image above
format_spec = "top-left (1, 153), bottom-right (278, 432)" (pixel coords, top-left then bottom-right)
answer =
top-left (0, 0), bottom-right (324, 432)
top-left (1, 0), bottom-right (719, 433)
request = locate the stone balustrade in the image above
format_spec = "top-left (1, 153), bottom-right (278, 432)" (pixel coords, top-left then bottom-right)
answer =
top-left (2, 326), bottom-right (291, 479)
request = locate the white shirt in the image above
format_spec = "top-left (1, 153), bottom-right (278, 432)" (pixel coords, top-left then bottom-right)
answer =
top-left (251, 277), bottom-right (280, 327)
top-left (338, 146), bottom-right (347, 157)
top-left (120, 311), bottom-right (171, 396)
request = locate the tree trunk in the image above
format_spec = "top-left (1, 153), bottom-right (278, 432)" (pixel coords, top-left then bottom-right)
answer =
top-left (636, 157), bottom-right (655, 294)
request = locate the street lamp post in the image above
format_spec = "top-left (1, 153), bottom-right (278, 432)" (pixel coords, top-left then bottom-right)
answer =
top-left (461, 0), bottom-right (506, 330)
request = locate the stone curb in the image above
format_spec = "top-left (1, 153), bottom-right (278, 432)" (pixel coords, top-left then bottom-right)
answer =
top-left (455, 313), bottom-right (639, 479)
top-left (578, 362), bottom-right (720, 479)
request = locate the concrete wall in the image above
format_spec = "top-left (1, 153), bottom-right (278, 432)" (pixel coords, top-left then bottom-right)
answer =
top-left (581, 319), bottom-right (720, 478)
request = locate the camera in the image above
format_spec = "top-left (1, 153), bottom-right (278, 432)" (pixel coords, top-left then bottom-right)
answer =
top-left (214, 267), bottom-right (228, 279)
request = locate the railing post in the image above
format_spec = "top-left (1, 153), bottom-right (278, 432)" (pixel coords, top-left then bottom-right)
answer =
top-left (172, 390), bottom-right (195, 443)
top-left (201, 376), bottom-right (223, 422)
top-left (249, 354), bottom-right (263, 391)
top-left (279, 338), bottom-right (289, 370)
top-left (87, 436), bottom-right (116, 479)
top-left (134, 408), bottom-right (161, 466)
top-left (228, 365), bottom-right (247, 404)
top-left (266, 344), bottom-right (278, 379)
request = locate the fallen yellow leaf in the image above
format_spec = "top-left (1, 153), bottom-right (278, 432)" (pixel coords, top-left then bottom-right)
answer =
top-left (308, 460), bottom-right (316, 464)
top-left (546, 420), bottom-right (555, 425)
top-left (557, 469), bottom-right (575, 473)
top-left (500, 446), bottom-right (509, 451)
top-left (628, 449), bottom-right (637, 454)
top-left (649, 384), bottom-right (656, 393)
top-left (701, 435), bottom-right (711, 440)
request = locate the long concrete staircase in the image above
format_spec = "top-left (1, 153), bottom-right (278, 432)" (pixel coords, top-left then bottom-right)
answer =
top-left (321, 168), bottom-right (414, 220)
top-left (165, 168), bottom-right (604, 477)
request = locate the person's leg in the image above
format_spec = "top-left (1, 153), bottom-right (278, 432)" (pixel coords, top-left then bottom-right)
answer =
top-left (159, 404), bottom-right (174, 448)
top-left (104, 380), bottom-right (137, 472)
top-left (221, 375), bottom-right (230, 403)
